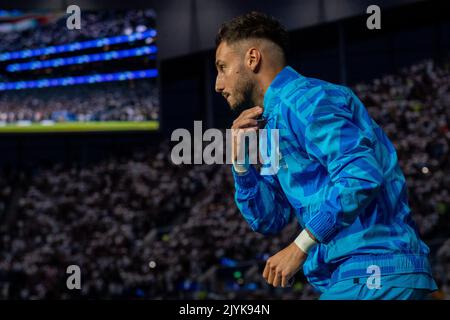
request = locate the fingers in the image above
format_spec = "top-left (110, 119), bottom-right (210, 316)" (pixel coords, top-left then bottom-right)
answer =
top-left (281, 274), bottom-right (295, 288)
top-left (233, 106), bottom-right (263, 127)
top-left (268, 270), bottom-right (290, 288)
top-left (272, 271), bottom-right (281, 287)
top-left (262, 262), bottom-right (270, 280)
top-left (240, 106), bottom-right (263, 119)
top-left (231, 118), bottom-right (258, 129)
top-left (281, 274), bottom-right (287, 288)
top-left (262, 243), bottom-right (305, 288)
top-left (263, 257), bottom-right (294, 288)
top-left (231, 106), bottom-right (263, 163)
top-left (264, 258), bottom-right (280, 287)
top-left (232, 127), bottom-right (258, 163)
top-left (265, 268), bottom-right (285, 288)
top-left (267, 267), bottom-right (275, 285)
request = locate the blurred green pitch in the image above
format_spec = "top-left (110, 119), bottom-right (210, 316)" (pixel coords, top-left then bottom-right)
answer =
top-left (0, 121), bottom-right (159, 133)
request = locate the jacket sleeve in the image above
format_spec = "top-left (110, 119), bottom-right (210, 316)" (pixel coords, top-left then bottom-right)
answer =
top-left (289, 88), bottom-right (384, 244)
top-left (232, 165), bottom-right (293, 235)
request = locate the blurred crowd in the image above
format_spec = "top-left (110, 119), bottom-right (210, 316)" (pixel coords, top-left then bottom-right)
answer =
top-left (0, 9), bottom-right (156, 53)
top-left (354, 59), bottom-right (450, 240)
top-left (0, 146), bottom-right (314, 300)
top-left (0, 57), bottom-right (449, 300)
top-left (0, 80), bottom-right (159, 123)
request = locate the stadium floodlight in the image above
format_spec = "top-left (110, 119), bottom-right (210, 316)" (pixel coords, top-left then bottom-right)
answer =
top-left (0, 29), bottom-right (157, 62)
top-left (6, 46), bottom-right (158, 72)
top-left (0, 69), bottom-right (158, 91)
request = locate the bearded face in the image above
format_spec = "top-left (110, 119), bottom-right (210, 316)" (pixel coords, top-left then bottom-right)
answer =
top-left (215, 42), bottom-right (258, 113)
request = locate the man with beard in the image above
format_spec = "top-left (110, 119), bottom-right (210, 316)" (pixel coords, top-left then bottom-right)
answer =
top-left (214, 11), bottom-right (437, 299)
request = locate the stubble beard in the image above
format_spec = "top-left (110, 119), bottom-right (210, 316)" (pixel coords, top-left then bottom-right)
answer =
top-left (229, 71), bottom-right (258, 115)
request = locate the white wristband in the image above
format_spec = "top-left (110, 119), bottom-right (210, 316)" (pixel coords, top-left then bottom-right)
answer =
top-left (294, 229), bottom-right (318, 254)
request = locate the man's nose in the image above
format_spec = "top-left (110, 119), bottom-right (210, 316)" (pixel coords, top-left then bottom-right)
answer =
top-left (215, 76), bottom-right (224, 93)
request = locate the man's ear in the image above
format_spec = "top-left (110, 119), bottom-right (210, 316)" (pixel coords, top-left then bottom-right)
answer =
top-left (246, 47), bottom-right (261, 73)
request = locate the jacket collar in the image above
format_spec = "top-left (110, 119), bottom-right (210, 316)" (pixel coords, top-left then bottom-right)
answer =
top-left (263, 66), bottom-right (304, 119)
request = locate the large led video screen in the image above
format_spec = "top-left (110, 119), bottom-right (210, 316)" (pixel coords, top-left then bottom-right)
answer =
top-left (0, 9), bottom-right (159, 132)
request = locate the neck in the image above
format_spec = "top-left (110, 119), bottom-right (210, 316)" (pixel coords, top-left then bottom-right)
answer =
top-left (257, 65), bottom-right (285, 107)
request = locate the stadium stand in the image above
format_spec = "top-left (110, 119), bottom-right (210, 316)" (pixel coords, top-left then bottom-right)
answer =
top-left (0, 9), bottom-right (156, 53)
top-left (0, 81), bottom-right (159, 123)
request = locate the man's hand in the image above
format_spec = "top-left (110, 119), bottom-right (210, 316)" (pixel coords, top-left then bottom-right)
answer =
top-left (231, 106), bottom-right (263, 164)
top-left (263, 242), bottom-right (307, 288)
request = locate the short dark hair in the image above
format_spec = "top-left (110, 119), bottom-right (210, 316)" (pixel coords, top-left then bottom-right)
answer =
top-left (215, 11), bottom-right (289, 56)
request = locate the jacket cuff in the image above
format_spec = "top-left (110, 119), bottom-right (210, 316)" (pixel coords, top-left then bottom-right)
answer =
top-left (231, 165), bottom-right (259, 189)
top-left (305, 211), bottom-right (337, 244)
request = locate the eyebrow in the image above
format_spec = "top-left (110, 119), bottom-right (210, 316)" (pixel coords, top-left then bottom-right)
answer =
top-left (215, 60), bottom-right (225, 67)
